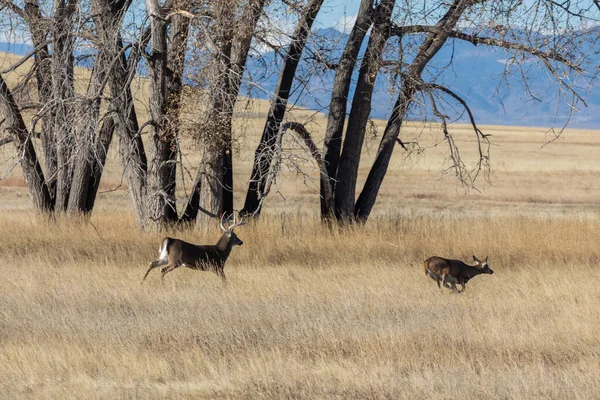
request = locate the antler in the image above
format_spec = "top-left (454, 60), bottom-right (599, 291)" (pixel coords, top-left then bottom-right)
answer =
top-left (219, 212), bottom-right (245, 232)
top-left (228, 212), bottom-right (245, 231)
top-left (220, 213), bottom-right (229, 232)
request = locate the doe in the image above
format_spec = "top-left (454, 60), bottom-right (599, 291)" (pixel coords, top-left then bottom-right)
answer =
top-left (423, 255), bottom-right (493, 293)
top-left (142, 214), bottom-right (245, 283)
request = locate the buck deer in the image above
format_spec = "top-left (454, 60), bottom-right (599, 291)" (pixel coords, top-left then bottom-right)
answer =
top-left (423, 255), bottom-right (493, 293)
top-left (142, 214), bottom-right (245, 283)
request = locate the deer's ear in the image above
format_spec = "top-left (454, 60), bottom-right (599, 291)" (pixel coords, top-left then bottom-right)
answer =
top-left (473, 255), bottom-right (480, 263)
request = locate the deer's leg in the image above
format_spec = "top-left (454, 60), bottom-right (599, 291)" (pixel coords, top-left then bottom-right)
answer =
top-left (441, 275), bottom-right (454, 290)
top-left (161, 260), bottom-right (182, 280)
top-left (446, 278), bottom-right (459, 293)
top-left (142, 260), bottom-right (167, 282)
top-left (217, 267), bottom-right (227, 285)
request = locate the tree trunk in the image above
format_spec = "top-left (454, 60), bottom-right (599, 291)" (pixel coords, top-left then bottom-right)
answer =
top-left (67, 46), bottom-right (110, 214)
top-left (353, 86), bottom-right (412, 220)
top-left (196, 0), bottom-right (235, 223)
top-left (197, 69), bottom-right (233, 222)
top-left (145, 0), bottom-right (178, 228)
top-left (333, 0), bottom-right (395, 220)
top-left (0, 75), bottom-right (53, 211)
top-left (242, 0), bottom-right (325, 217)
top-left (183, 0), bottom-right (265, 223)
top-left (321, 0), bottom-right (374, 218)
top-left (67, 0), bottom-right (128, 215)
top-left (354, 0), bottom-right (478, 221)
top-left (110, 35), bottom-right (149, 226)
top-left (51, 0), bottom-right (77, 212)
top-left (84, 117), bottom-right (114, 212)
top-left (24, 0), bottom-right (56, 204)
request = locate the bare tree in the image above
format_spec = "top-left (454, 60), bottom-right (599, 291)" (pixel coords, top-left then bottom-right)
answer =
top-left (0, 0), bottom-right (187, 229)
top-left (0, 0), bottom-right (270, 229)
top-left (241, 0), bottom-right (324, 217)
top-left (333, 0), bottom-right (395, 220)
top-left (182, 0), bottom-right (266, 223)
top-left (321, 0), bottom-right (374, 218)
top-left (241, 0), bottom-right (599, 224)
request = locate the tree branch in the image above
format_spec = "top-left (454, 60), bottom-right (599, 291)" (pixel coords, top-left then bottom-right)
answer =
top-left (0, 37), bottom-right (54, 74)
top-left (417, 82), bottom-right (491, 183)
top-left (279, 122), bottom-right (333, 214)
top-left (0, 0), bottom-right (26, 20)
top-left (391, 25), bottom-right (584, 72)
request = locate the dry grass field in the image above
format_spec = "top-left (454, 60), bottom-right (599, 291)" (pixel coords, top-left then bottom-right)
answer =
top-left (2, 51), bottom-right (600, 399)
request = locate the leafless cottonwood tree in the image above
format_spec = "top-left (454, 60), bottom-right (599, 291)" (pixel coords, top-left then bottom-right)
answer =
top-left (0, 0), bottom-right (267, 229)
top-left (181, 0), bottom-right (267, 223)
top-left (241, 0), bottom-right (600, 223)
top-left (0, 0), bottom-right (191, 228)
top-left (241, 0), bottom-right (325, 216)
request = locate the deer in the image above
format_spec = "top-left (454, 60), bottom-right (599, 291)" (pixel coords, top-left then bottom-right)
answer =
top-left (142, 214), bottom-right (245, 283)
top-left (423, 255), bottom-right (493, 293)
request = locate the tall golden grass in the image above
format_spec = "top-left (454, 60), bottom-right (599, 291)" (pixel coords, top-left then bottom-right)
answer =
top-left (1, 209), bottom-right (600, 398)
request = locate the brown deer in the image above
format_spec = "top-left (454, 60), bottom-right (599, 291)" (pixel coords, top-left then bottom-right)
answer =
top-left (423, 255), bottom-right (493, 293)
top-left (142, 214), bottom-right (245, 283)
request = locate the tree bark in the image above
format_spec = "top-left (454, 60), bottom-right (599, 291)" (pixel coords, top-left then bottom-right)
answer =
top-left (0, 75), bottom-right (52, 211)
top-left (67, 44), bottom-right (109, 213)
top-left (84, 117), bottom-right (114, 212)
top-left (197, 3), bottom-right (234, 222)
top-left (110, 34), bottom-right (149, 226)
top-left (333, 0), bottom-right (395, 220)
top-left (67, 0), bottom-right (124, 214)
top-left (24, 0), bottom-right (56, 203)
top-left (51, 0), bottom-right (78, 212)
top-left (145, 0), bottom-right (178, 228)
top-left (242, 0), bottom-right (325, 217)
top-left (321, 0), bottom-right (374, 218)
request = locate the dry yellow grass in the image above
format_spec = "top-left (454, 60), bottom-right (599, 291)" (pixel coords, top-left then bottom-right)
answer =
top-left (1, 211), bottom-right (600, 399)
top-left (3, 50), bottom-right (600, 399)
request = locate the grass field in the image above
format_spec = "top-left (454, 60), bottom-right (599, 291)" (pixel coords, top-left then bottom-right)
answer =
top-left (1, 211), bottom-right (600, 399)
top-left (2, 51), bottom-right (600, 399)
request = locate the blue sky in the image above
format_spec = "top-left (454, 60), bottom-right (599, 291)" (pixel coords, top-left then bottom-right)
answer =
top-left (313, 0), bottom-right (600, 33)
top-left (315, 0), bottom-right (362, 31)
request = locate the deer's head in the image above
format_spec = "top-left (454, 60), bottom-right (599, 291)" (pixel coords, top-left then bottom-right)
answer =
top-left (473, 255), bottom-right (493, 274)
top-left (220, 213), bottom-right (245, 246)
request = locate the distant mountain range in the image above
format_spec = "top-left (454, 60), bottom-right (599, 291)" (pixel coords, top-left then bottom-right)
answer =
top-left (241, 28), bottom-right (600, 128)
top-left (3, 27), bottom-right (599, 128)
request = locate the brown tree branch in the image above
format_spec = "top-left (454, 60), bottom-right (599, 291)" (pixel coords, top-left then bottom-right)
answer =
top-left (0, 0), bottom-right (27, 19)
top-left (417, 82), bottom-right (492, 183)
top-left (279, 122), bottom-right (333, 215)
top-left (391, 25), bottom-right (584, 72)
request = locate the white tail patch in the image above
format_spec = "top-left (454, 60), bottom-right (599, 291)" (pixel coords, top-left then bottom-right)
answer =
top-left (158, 239), bottom-right (169, 261)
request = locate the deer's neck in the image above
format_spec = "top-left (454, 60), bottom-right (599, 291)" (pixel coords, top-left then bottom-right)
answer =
top-left (462, 266), bottom-right (486, 279)
top-left (215, 233), bottom-right (233, 255)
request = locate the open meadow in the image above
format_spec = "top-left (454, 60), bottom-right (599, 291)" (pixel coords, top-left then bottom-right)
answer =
top-left (2, 50), bottom-right (600, 399)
